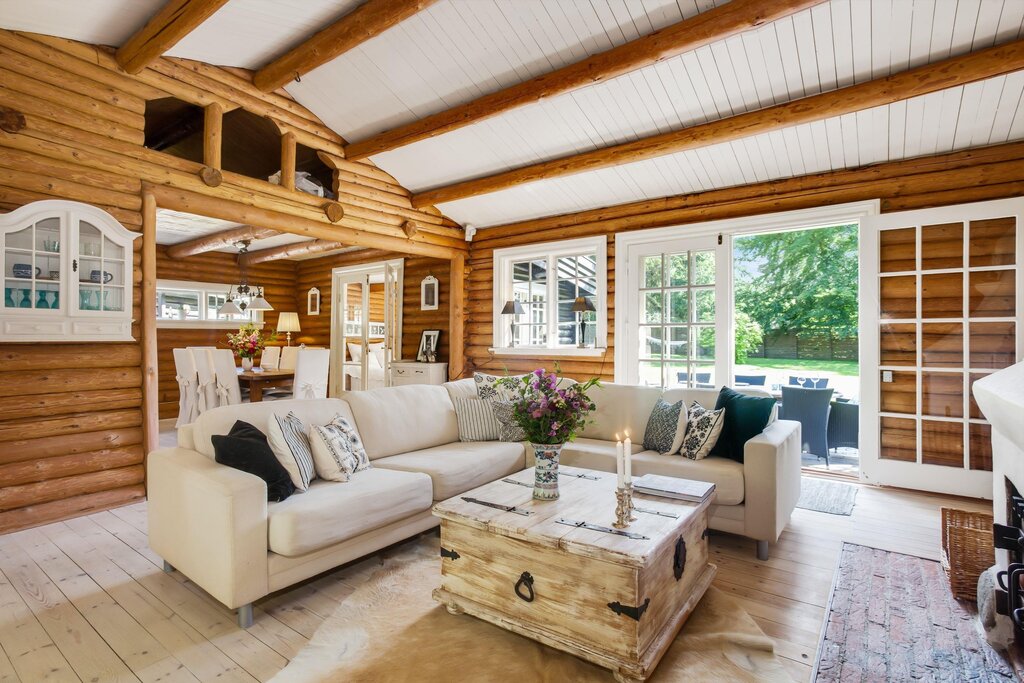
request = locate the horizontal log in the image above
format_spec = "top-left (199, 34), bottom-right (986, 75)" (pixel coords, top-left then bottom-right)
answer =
top-left (0, 388), bottom-right (142, 421)
top-left (0, 446), bottom-right (143, 488)
top-left (0, 427), bottom-right (143, 466)
top-left (0, 65), bottom-right (143, 130)
top-left (0, 464), bottom-right (144, 511)
top-left (0, 367), bottom-right (142, 398)
top-left (0, 343), bottom-right (140, 370)
top-left (0, 485), bottom-right (145, 535)
top-left (0, 410), bottom-right (142, 444)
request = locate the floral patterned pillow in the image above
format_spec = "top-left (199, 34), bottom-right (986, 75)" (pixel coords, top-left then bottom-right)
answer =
top-left (491, 400), bottom-right (527, 442)
top-left (474, 372), bottom-right (527, 401)
top-left (680, 401), bottom-right (725, 460)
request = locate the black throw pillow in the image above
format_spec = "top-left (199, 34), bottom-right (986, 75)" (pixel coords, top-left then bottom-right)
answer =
top-left (710, 387), bottom-right (777, 463)
top-left (213, 420), bottom-right (296, 502)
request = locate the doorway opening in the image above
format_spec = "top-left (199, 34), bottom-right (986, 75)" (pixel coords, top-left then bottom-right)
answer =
top-left (330, 260), bottom-right (403, 395)
top-left (733, 224), bottom-right (860, 475)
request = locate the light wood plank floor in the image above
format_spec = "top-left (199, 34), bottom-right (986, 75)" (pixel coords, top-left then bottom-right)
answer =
top-left (0, 480), bottom-right (991, 683)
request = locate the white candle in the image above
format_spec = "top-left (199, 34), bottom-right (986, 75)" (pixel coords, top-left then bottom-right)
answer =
top-left (624, 432), bottom-right (632, 484)
top-left (615, 434), bottom-right (624, 488)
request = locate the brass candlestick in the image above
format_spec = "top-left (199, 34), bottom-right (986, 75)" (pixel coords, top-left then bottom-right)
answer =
top-left (613, 485), bottom-right (633, 528)
top-left (627, 482), bottom-right (637, 521)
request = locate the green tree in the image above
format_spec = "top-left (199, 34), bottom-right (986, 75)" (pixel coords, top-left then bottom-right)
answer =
top-left (733, 310), bottom-right (763, 363)
top-left (734, 225), bottom-right (858, 338)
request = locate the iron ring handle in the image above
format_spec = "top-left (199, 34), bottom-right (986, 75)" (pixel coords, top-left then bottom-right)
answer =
top-left (514, 572), bottom-right (535, 602)
top-left (1009, 566), bottom-right (1024, 612)
top-left (1014, 607), bottom-right (1024, 631)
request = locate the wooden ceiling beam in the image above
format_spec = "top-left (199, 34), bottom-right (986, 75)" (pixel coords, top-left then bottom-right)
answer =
top-left (253, 0), bottom-right (440, 94)
top-left (115, 0), bottom-right (230, 74)
top-left (411, 38), bottom-right (1024, 208)
top-left (344, 0), bottom-right (824, 160)
top-left (165, 225), bottom-right (278, 259)
top-left (239, 239), bottom-right (355, 266)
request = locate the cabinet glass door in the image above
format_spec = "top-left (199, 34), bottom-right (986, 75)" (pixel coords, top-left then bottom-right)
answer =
top-left (76, 219), bottom-right (126, 313)
top-left (3, 216), bottom-right (61, 312)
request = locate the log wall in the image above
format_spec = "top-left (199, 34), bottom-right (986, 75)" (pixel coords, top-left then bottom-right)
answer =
top-left (155, 246), bottom-right (297, 419)
top-left (465, 142), bottom-right (1024, 383)
top-left (0, 29), bottom-right (458, 533)
top-left (295, 250), bottom-right (450, 362)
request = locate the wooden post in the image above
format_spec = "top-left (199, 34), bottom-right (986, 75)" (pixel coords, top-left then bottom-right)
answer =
top-left (203, 102), bottom-right (222, 169)
top-left (280, 131), bottom-right (296, 191)
top-left (141, 190), bottom-right (159, 457)
top-left (449, 253), bottom-right (465, 379)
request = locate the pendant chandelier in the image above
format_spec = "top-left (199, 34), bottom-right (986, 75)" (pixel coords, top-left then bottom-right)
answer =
top-left (218, 239), bottom-right (273, 316)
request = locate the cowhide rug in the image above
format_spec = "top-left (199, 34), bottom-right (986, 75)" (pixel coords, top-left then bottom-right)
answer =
top-left (271, 536), bottom-right (792, 682)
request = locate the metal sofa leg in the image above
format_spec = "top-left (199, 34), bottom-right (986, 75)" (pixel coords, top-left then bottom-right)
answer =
top-left (162, 561), bottom-right (174, 573)
top-left (756, 540), bottom-right (769, 561)
top-left (237, 603), bottom-right (254, 629)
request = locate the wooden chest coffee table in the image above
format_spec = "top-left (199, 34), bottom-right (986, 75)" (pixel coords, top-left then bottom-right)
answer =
top-left (432, 466), bottom-right (716, 683)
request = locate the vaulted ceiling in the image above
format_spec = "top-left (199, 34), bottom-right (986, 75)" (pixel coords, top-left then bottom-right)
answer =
top-left (3, 0), bottom-right (1023, 231)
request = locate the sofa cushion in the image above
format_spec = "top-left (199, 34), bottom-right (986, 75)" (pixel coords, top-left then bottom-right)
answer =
top-left (580, 383), bottom-right (664, 442)
top-left (681, 401), bottom-right (725, 460)
top-left (444, 378), bottom-right (477, 402)
top-left (643, 398), bottom-right (688, 455)
top-left (711, 387), bottom-right (778, 462)
top-left (267, 411), bottom-right (316, 491)
top-left (344, 385), bottom-right (459, 459)
top-left (453, 397), bottom-right (501, 441)
top-left (374, 441), bottom-right (526, 501)
top-left (267, 468), bottom-right (433, 557)
top-left (212, 420), bottom-right (296, 502)
top-left (310, 413), bottom-right (371, 481)
top-left (192, 398), bottom-right (355, 459)
top-left (559, 441), bottom-right (744, 505)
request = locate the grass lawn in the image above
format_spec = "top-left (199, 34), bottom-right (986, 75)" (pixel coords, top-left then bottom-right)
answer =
top-left (737, 358), bottom-right (859, 377)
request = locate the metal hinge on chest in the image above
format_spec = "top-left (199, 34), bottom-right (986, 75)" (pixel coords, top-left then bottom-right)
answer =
top-left (440, 547), bottom-right (460, 561)
top-left (608, 598), bottom-right (650, 621)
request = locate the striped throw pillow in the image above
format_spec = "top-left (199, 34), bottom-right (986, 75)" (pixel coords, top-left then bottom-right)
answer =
top-left (310, 414), bottom-right (371, 482)
top-left (453, 397), bottom-right (500, 442)
top-left (267, 412), bottom-right (316, 491)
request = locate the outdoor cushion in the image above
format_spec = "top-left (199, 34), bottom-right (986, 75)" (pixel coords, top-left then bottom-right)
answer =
top-left (374, 441), bottom-right (525, 500)
top-left (267, 468), bottom-right (432, 557)
top-left (711, 386), bottom-right (777, 462)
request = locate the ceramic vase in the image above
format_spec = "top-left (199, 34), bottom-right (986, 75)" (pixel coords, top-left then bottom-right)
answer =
top-left (241, 357), bottom-right (254, 371)
top-left (531, 443), bottom-right (562, 500)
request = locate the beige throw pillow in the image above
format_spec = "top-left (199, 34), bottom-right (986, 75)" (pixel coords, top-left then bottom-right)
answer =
top-left (310, 414), bottom-right (371, 482)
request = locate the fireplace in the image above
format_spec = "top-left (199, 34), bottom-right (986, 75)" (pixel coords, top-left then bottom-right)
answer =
top-left (974, 363), bottom-right (1024, 662)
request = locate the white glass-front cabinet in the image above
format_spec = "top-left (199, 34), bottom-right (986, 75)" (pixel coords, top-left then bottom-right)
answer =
top-left (1, 200), bottom-right (139, 342)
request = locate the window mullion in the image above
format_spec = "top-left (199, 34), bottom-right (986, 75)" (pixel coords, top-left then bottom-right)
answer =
top-left (548, 255), bottom-right (557, 349)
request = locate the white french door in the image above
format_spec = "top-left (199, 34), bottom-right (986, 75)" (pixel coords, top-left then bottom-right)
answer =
top-left (620, 235), bottom-right (731, 389)
top-left (329, 260), bottom-right (403, 395)
top-left (861, 198), bottom-right (1024, 498)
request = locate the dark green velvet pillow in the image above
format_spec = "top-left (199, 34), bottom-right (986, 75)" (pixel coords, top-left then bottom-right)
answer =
top-left (710, 387), bottom-right (776, 462)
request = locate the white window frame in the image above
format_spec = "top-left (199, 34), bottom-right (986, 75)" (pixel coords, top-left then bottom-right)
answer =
top-left (155, 278), bottom-right (265, 329)
top-left (614, 200), bottom-right (880, 384)
top-left (491, 235), bottom-right (608, 356)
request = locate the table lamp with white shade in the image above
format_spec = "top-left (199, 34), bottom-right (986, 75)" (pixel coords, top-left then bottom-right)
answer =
top-left (277, 312), bottom-right (301, 346)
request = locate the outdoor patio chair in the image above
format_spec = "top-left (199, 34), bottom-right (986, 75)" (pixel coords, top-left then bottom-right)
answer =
top-left (789, 376), bottom-right (829, 389)
top-left (827, 399), bottom-right (859, 452)
top-left (677, 371), bottom-right (712, 385)
top-left (734, 374), bottom-right (767, 386)
top-left (779, 386), bottom-right (834, 468)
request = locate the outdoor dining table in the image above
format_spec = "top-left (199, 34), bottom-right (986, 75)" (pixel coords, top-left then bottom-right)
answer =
top-left (236, 367), bottom-right (293, 402)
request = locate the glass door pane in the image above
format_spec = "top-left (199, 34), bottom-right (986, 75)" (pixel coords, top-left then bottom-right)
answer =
top-left (4, 218), bottom-right (62, 312)
top-left (635, 249), bottom-right (718, 388)
top-left (340, 280), bottom-right (368, 391)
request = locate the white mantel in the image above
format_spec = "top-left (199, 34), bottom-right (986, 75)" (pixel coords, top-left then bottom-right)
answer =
top-left (974, 362), bottom-right (1024, 568)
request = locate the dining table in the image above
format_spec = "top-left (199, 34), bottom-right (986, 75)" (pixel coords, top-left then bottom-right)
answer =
top-left (236, 367), bottom-right (294, 402)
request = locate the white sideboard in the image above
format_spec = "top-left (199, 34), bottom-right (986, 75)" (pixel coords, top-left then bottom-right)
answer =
top-left (390, 361), bottom-right (448, 386)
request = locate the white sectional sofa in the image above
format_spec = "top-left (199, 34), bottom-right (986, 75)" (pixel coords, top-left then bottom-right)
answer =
top-left (147, 380), bottom-right (801, 627)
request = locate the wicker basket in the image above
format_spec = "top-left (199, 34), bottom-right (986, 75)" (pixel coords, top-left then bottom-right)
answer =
top-left (940, 507), bottom-right (994, 602)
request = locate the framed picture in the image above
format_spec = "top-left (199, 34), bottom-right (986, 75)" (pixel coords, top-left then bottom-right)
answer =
top-left (368, 322), bottom-right (386, 338)
top-left (417, 329), bottom-right (441, 362)
top-left (420, 275), bottom-right (438, 311)
top-left (307, 287), bottom-right (320, 315)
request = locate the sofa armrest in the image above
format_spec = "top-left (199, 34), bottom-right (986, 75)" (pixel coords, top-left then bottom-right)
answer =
top-left (742, 419), bottom-right (802, 543)
top-left (146, 447), bottom-right (269, 609)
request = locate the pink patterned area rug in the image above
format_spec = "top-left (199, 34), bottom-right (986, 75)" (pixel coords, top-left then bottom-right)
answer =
top-left (815, 543), bottom-right (1015, 682)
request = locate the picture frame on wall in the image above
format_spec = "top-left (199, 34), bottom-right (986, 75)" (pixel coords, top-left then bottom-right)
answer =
top-left (417, 329), bottom-right (440, 362)
top-left (420, 275), bottom-right (438, 311)
top-left (307, 287), bottom-right (320, 315)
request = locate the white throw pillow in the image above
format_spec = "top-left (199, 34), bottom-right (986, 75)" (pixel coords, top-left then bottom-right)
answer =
top-left (267, 411), bottom-right (316, 491)
top-left (310, 413), bottom-right (371, 482)
top-left (474, 372), bottom-right (528, 401)
top-left (368, 342), bottom-right (386, 368)
top-left (453, 397), bottom-right (500, 441)
top-left (347, 343), bottom-right (363, 362)
top-left (680, 401), bottom-right (725, 460)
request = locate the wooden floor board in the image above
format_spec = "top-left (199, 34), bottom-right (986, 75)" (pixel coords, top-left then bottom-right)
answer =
top-left (0, 483), bottom-right (989, 683)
